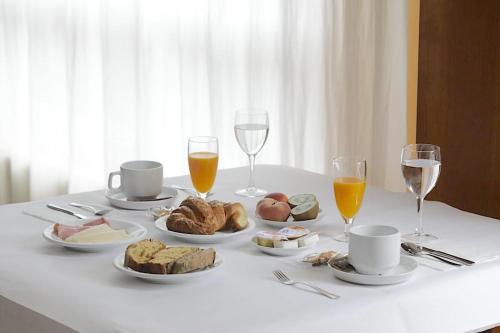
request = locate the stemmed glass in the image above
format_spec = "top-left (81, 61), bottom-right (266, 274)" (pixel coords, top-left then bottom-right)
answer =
top-left (401, 144), bottom-right (441, 243)
top-left (188, 136), bottom-right (219, 200)
top-left (234, 110), bottom-right (269, 197)
top-left (332, 157), bottom-right (367, 242)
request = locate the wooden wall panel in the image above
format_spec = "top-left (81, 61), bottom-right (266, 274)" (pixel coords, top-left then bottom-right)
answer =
top-left (417, 0), bottom-right (500, 219)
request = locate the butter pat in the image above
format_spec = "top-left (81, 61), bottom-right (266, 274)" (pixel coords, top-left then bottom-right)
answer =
top-left (256, 231), bottom-right (287, 248)
top-left (297, 232), bottom-right (319, 247)
top-left (273, 239), bottom-right (299, 249)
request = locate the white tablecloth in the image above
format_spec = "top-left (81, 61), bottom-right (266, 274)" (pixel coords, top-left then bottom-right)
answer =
top-left (1, 165), bottom-right (500, 333)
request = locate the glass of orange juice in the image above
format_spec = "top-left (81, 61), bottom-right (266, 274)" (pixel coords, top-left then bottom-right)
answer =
top-left (188, 136), bottom-right (219, 200)
top-left (332, 156), bottom-right (367, 242)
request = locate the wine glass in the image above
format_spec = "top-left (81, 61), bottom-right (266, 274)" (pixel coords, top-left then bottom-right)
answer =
top-left (234, 110), bottom-right (269, 197)
top-left (401, 144), bottom-right (441, 243)
top-left (332, 157), bottom-right (367, 242)
top-left (188, 136), bottom-right (219, 200)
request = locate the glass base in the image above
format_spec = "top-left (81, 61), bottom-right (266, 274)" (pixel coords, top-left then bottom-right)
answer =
top-left (334, 232), bottom-right (349, 243)
top-left (234, 188), bottom-right (267, 198)
top-left (402, 232), bottom-right (438, 244)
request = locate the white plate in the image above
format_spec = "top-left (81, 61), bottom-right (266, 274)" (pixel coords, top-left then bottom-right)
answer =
top-left (255, 210), bottom-right (324, 228)
top-left (251, 236), bottom-right (318, 256)
top-left (154, 216), bottom-right (255, 244)
top-left (43, 218), bottom-right (147, 251)
top-left (105, 186), bottom-right (178, 210)
top-left (113, 253), bottom-right (223, 283)
top-left (328, 255), bottom-right (418, 285)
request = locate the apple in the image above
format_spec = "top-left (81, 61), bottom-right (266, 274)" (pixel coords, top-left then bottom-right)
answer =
top-left (265, 192), bottom-right (288, 203)
top-left (256, 198), bottom-right (291, 222)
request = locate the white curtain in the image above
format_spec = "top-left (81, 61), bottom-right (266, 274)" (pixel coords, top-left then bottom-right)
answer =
top-left (0, 0), bottom-right (407, 204)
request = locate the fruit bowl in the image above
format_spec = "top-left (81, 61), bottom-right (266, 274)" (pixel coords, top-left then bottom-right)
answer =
top-left (255, 210), bottom-right (324, 229)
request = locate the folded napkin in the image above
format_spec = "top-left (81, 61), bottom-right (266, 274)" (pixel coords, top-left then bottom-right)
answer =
top-left (427, 240), bottom-right (500, 264)
top-left (23, 203), bottom-right (116, 224)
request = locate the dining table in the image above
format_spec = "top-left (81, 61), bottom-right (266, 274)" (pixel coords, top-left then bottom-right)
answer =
top-left (1, 165), bottom-right (500, 333)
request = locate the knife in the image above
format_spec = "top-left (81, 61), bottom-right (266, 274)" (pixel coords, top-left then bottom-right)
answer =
top-left (47, 204), bottom-right (88, 219)
top-left (421, 246), bottom-right (476, 266)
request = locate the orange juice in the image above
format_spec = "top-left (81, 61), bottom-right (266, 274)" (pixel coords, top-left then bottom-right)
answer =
top-left (188, 152), bottom-right (218, 193)
top-left (333, 177), bottom-right (366, 219)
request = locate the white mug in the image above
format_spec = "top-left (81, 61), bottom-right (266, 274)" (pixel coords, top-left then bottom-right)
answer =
top-left (348, 225), bottom-right (400, 275)
top-left (108, 160), bottom-right (163, 199)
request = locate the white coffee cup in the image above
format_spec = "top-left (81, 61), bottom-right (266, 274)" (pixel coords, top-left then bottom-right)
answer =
top-left (108, 160), bottom-right (163, 199)
top-left (348, 225), bottom-right (400, 275)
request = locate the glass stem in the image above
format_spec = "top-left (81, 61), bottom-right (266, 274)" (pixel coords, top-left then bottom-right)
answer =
top-left (343, 217), bottom-right (354, 238)
top-left (416, 196), bottom-right (424, 235)
top-left (247, 154), bottom-right (256, 191)
top-left (199, 192), bottom-right (207, 200)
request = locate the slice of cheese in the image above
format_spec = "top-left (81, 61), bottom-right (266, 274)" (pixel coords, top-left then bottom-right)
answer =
top-left (66, 224), bottom-right (129, 243)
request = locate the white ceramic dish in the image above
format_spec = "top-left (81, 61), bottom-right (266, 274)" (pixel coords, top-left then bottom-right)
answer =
top-left (113, 253), bottom-right (223, 283)
top-left (255, 210), bottom-right (324, 228)
top-left (43, 218), bottom-right (147, 251)
top-left (105, 186), bottom-right (178, 210)
top-left (154, 216), bottom-right (255, 244)
top-left (251, 236), bottom-right (318, 256)
top-left (328, 255), bottom-right (418, 285)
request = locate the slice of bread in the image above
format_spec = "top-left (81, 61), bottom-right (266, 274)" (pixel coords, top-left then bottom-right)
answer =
top-left (124, 239), bottom-right (216, 275)
top-left (170, 248), bottom-right (216, 274)
top-left (124, 239), bottom-right (166, 273)
top-left (144, 247), bottom-right (199, 274)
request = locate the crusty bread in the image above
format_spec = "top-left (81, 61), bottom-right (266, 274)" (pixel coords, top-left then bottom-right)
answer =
top-left (223, 202), bottom-right (249, 231)
top-left (124, 239), bottom-right (216, 275)
top-left (171, 248), bottom-right (216, 274)
top-left (124, 239), bottom-right (166, 273)
top-left (144, 247), bottom-right (198, 274)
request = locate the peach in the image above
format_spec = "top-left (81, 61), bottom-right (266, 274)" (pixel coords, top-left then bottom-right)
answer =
top-left (265, 192), bottom-right (288, 203)
top-left (256, 198), bottom-right (291, 222)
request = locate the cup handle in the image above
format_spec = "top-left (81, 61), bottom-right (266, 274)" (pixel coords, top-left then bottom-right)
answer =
top-left (108, 171), bottom-right (121, 191)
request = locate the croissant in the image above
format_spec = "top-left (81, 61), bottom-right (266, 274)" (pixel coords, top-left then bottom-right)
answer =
top-left (166, 197), bottom-right (248, 235)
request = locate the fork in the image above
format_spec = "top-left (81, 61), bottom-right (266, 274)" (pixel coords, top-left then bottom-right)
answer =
top-left (273, 270), bottom-right (339, 299)
top-left (69, 203), bottom-right (113, 216)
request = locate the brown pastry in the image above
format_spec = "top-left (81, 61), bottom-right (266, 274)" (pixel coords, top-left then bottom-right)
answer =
top-left (166, 196), bottom-right (218, 235)
top-left (223, 202), bottom-right (249, 231)
top-left (208, 200), bottom-right (227, 231)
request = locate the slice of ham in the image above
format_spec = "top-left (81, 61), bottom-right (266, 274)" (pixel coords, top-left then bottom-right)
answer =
top-left (53, 218), bottom-right (109, 240)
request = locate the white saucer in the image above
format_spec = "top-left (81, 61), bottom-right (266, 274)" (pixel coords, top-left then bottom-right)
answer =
top-left (105, 186), bottom-right (178, 210)
top-left (154, 216), bottom-right (255, 244)
top-left (43, 217), bottom-right (147, 252)
top-left (113, 253), bottom-right (223, 283)
top-left (255, 210), bottom-right (324, 228)
top-left (328, 256), bottom-right (418, 285)
top-left (251, 237), bottom-right (317, 256)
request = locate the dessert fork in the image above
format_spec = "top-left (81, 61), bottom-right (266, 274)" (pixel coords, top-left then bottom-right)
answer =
top-left (273, 270), bottom-right (339, 299)
top-left (69, 203), bottom-right (113, 216)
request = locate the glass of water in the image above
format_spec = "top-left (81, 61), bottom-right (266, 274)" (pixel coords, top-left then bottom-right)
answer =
top-left (401, 144), bottom-right (441, 243)
top-left (234, 109), bottom-right (269, 197)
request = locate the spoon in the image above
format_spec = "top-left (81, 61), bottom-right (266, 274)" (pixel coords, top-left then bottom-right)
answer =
top-left (401, 243), bottom-right (461, 266)
top-left (328, 254), bottom-right (355, 273)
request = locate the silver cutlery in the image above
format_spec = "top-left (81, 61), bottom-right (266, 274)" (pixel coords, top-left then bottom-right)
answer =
top-left (170, 185), bottom-right (214, 198)
top-left (69, 203), bottom-right (112, 216)
top-left (402, 242), bottom-right (475, 266)
top-left (328, 254), bottom-right (355, 273)
top-left (273, 270), bottom-right (339, 299)
top-left (47, 204), bottom-right (88, 219)
top-left (401, 243), bottom-right (461, 266)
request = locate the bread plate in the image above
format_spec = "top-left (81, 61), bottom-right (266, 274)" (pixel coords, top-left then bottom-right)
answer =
top-left (154, 216), bottom-right (255, 244)
top-left (42, 218), bottom-right (147, 251)
top-left (113, 253), bottom-right (223, 283)
top-left (255, 210), bottom-right (324, 229)
top-left (251, 237), bottom-right (318, 256)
